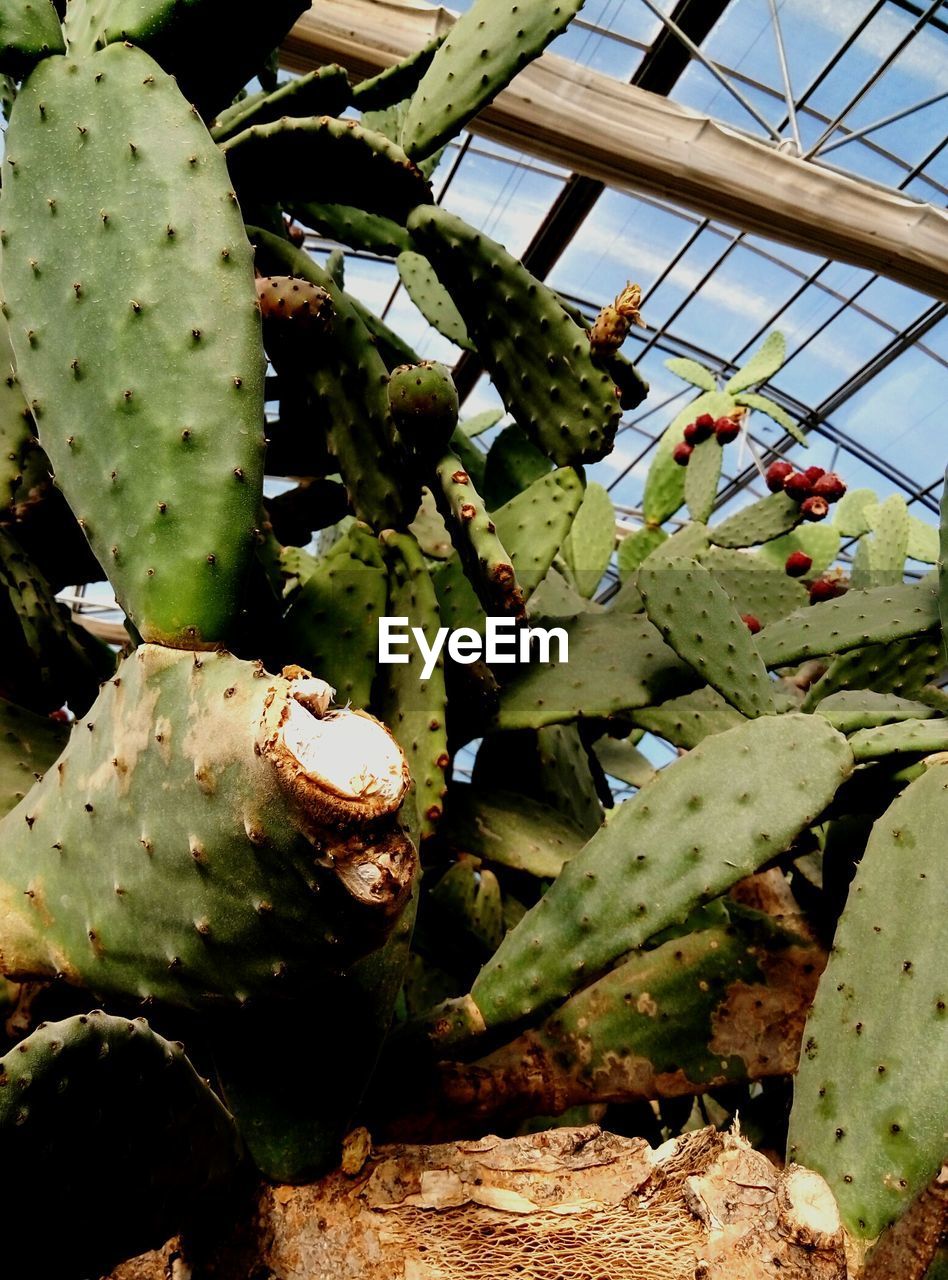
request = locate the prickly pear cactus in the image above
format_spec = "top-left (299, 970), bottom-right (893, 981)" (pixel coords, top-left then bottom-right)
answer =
top-left (0, 0), bottom-right (942, 1270)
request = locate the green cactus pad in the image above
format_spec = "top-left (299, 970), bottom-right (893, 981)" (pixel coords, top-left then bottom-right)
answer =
top-left (223, 116), bottom-right (431, 224)
top-left (250, 229), bottom-right (412, 529)
top-left (407, 205), bottom-right (620, 466)
top-left (381, 531), bottom-right (449, 841)
top-left (211, 65), bottom-right (352, 142)
top-left (432, 450), bottom-right (524, 618)
top-left (443, 784), bottom-right (586, 879)
top-left (0, 694), bottom-right (67, 817)
top-left (2, 45), bottom-right (266, 647)
top-left (735, 392), bottom-right (808, 445)
top-left (698, 546), bottom-right (809, 625)
top-left (592, 734), bottom-right (657, 789)
top-left (638, 551), bottom-right (777, 718)
top-left (469, 713), bottom-right (852, 1030)
top-left (433, 466), bottom-right (584, 633)
top-left (0, 528), bottom-right (112, 716)
top-left (289, 201), bottom-right (413, 257)
top-left (0, 1010), bottom-right (241, 1278)
top-left (496, 467), bottom-right (585, 593)
top-left (0, 312), bottom-right (45, 513)
top-left (848, 717), bottom-right (948, 761)
top-left (527, 565), bottom-right (595, 618)
top-left (496, 612), bottom-right (696, 731)
top-left (710, 492), bottom-right (804, 549)
top-left (803, 633), bottom-right (944, 708)
top-left (397, 249), bottom-right (474, 350)
top-left (834, 486), bottom-right (877, 537)
top-left (617, 525), bottom-right (668, 580)
top-left (560, 481), bottom-right (615, 599)
top-left (864, 493), bottom-right (910, 584)
top-left (757, 578), bottom-right (939, 667)
top-left (684, 435), bottom-right (723, 524)
top-left (631, 686), bottom-right (744, 751)
top-left (400, 0), bottom-right (583, 160)
top-left (906, 512), bottom-right (938, 564)
top-left (409, 487), bottom-right (454, 559)
top-left (724, 331), bottom-right (786, 394)
top-left (0, 0), bottom-right (63, 79)
top-left (283, 523), bottom-right (388, 709)
top-left (788, 760), bottom-right (948, 1240)
top-left (352, 31), bottom-right (447, 109)
top-left (814, 690), bottom-right (938, 734)
top-left (429, 859), bottom-right (504, 963)
top-left (210, 892), bottom-right (416, 1183)
top-left (483, 423), bottom-right (552, 511)
top-left (350, 290), bottom-right (424, 372)
top-left (63, 0), bottom-right (308, 116)
top-left (0, 645), bottom-right (416, 1006)
top-left (754, 521), bottom-right (842, 577)
top-left (473, 722), bottom-right (604, 837)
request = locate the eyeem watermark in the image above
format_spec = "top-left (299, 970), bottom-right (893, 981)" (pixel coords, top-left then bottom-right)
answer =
top-left (379, 617), bottom-right (568, 680)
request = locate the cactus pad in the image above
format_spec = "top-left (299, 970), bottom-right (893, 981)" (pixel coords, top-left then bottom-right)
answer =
top-left (0, 1010), bottom-right (241, 1277)
top-left (223, 116), bottom-right (431, 224)
top-left (757, 578), bottom-right (939, 667)
top-left (470, 713), bottom-right (852, 1029)
top-left (0, 694), bottom-right (67, 817)
top-left (407, 205), bottom-right (620, 466)
top-left (788, 760), bottom-right (948, 1240)
top-left (0, 0), bottom-right (63, 79)
top-left (400, 0), bottom-right (583, 160)
top-left (1, 45), bottom-right (266, 646)
top-left (639, 551), bottom-right (776, 718)
top-left (0, 645), bottom-right (415, 1006)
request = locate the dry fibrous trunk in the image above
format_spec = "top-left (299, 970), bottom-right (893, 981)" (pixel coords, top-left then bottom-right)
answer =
top-left (111, 1124), bottom-right (848, 1280)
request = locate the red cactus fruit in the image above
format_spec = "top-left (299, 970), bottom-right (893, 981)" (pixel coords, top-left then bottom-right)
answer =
top-left (715, 416), bottom-right (740, 444)
top-left (812, 472), bottom-right (847, 503)
top-left (804, 466), bottom-right (826, 484)
top-left (741, 613), bottom-right (762, 634)
top-left (684, 419), bottom-right (714, 445)
top-left (765, 460), bottom-right (794, 492)
top-left (785, 551), bottom-right (813, 577)
top-left (801, 495), bottom-right (830, 521)
top-left (695, 413), bottom-right (715, 428)
top-left (809, 577), bottom-right (846, 604)
top-left (673, 442), bottom-right (694, 466)
top-left (783, 471), bottom-right (814, 502)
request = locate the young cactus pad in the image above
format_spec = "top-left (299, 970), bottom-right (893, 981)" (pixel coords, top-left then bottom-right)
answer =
top-left (466, 713), bottom-right (852, 1032)
top-left (1, 44), bottom-right (266, 647)
top-left (0, 646), bottom-right (415, 1007)
top-left (788, 760), bottom-right (948, 1242)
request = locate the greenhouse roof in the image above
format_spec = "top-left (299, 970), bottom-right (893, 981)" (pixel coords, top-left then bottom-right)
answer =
top-left (295, 0), bottom-right (948, 550)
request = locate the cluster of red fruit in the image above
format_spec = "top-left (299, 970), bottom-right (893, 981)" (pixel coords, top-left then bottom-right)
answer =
top-left (763, 461), bottom-right (846, 523)
top-left (673, 413), bottom-right (741, 465)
